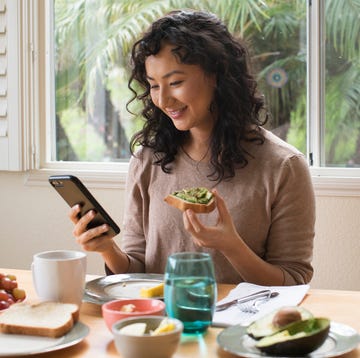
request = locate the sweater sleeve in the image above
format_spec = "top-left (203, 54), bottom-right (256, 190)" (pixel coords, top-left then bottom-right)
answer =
top-left (265, 154), bottom-right (315, 285)
top-left (119, 154), bottom-right (147, 273)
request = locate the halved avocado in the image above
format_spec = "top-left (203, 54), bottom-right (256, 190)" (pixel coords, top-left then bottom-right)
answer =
top-left (255, 318), bottom-right (330, 356)
top-left (247, 306), bottom-right (313, 340)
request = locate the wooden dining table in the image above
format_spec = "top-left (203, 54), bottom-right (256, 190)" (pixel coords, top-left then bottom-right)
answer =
top-left (1, 268), bottom-right (360, 358)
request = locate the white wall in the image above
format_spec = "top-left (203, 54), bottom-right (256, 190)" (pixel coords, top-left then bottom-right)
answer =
top-left (310, 195), bottom-right (360, 290)
top-left (0, 172), bottom-right (125, 276)
top-left (1, 171), bottom-right (359, 290)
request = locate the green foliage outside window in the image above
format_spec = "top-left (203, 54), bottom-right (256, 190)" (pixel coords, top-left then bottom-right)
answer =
top-left (53, 0), bottom-right (360, 167)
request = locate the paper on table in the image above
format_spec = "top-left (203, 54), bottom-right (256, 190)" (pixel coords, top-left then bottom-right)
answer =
top-left (212, 282), bottom-right (309, 327)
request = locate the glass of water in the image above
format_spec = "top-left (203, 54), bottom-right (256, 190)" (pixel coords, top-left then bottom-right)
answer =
top-left (164, 252), bottom-right (217, 334)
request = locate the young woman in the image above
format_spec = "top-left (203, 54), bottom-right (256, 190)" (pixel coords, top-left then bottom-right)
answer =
top-left (69, 10), bottom-right (315, 285)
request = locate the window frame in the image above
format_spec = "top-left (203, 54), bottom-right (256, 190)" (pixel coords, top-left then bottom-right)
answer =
top-left (16, 0), bottom-right (360, 196)
top-left (0, 0), bottom-right (24, 171)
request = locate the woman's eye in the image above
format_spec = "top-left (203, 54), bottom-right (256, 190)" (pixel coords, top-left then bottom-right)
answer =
top-left (150, 84), bottom-right (159, 90)
top-left (170, 80), bottom-right (182, 86)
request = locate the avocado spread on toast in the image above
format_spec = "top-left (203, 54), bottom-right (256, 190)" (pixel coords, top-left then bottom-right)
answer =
top-left (173, 187), bottom-right (213, 204)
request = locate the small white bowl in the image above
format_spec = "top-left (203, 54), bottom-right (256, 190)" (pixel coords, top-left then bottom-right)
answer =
top-left (112, 315), bottom-right (183, 358)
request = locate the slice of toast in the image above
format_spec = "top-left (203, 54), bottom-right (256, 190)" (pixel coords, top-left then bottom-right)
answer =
top-left (164, 187), bottom-right (216, 213)
top-left (0, 301), bottom-right (79, 338)
top-left (164, 194), bottom-right (215, 213)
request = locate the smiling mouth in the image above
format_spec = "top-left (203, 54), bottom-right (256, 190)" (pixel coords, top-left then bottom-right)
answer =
top-left (167, 106), bottom-right (187, 118)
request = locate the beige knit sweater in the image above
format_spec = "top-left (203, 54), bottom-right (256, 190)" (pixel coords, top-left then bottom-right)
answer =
top-left (119, 128), bottom-right (315, 285)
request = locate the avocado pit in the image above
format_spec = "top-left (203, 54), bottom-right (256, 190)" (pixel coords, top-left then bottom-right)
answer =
top-left (272, 306), bottom-right (302, 328)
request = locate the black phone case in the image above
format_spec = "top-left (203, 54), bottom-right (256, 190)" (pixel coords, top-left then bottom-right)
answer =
top-left (49, 174), bottom-right (120, 236)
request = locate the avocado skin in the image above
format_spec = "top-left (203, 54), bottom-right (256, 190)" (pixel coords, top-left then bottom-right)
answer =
top-left (256, 318), bottom-right (330, 356)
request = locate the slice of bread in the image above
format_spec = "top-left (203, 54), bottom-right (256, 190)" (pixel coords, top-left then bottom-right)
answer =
top-left (0, 301), bottom-right (79, 338)
top-left (164, 191), bottom-right (216, 213)
top-left (164, 187), bottom-right (216, 214)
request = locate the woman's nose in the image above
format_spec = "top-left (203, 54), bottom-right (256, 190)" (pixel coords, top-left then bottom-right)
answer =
top-left (158, 88), bottom-right (171, 108)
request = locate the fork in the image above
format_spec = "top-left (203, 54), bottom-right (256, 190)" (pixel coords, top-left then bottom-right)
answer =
top-left (215, 289), bottom-right (271, 312)
top-left (237, 291), bottom-right (279, 314)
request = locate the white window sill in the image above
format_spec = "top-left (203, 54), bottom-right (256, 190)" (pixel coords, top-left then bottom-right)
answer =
top-left (311, 177), bottom-right (360, 197)
top-left (24, 166), bottom-right (360, 197)
top-left (25, 167), bottom-right (128, 189)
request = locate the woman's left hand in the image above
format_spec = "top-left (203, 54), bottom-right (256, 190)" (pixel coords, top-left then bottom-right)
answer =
top-left (183, 189), bottom-right (242, 252)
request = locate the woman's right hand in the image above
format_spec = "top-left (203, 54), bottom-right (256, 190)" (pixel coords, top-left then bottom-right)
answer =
top-left (68, 204), bottom-right (115, 253)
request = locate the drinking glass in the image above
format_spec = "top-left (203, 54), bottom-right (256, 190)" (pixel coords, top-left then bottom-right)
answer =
top-left (164, 252), bottom-right (217, 334)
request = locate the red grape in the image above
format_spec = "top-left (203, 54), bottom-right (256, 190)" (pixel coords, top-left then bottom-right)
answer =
top-left (0, 290), bottom-right (9, 301)
top-left (1, 277), bottom-right (18, 291)
top-left (0, 300), bottom-right (10, 310)
top-left (0, 273), bottom-right (26, 310)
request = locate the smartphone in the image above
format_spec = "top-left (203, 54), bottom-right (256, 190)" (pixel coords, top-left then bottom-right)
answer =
top-left (49, 174), bottom-right (120, 236)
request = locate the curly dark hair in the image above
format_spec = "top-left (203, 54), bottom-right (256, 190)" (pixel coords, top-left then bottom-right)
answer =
top-left (127, 9), bottom-right (268, 182)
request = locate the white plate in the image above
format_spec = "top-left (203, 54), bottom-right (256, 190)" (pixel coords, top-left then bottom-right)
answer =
top-left (0, 321), bottom-right (89, 356)
top-left (217, 321), bottom-right (360, 358)
top-left (84, 273), bottom-right (164, 304)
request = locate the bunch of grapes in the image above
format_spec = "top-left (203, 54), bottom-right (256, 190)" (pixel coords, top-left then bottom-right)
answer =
top-left (0, 273), bottom-right (26, 310)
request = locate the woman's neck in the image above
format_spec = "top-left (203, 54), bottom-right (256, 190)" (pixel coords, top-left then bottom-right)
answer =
top-left (181, 137), bottom-right (211, 162)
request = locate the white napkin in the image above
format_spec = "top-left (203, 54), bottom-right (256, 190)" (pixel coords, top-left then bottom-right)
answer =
top-left (212, 282), bottom-right (309, 327)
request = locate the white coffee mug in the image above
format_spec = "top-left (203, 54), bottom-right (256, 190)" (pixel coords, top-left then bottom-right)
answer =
top-left (32, 250), bottom-right (87, 307)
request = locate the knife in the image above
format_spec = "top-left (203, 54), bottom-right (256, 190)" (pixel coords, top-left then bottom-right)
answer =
top-left (215, 289), bottom-right (273, 312)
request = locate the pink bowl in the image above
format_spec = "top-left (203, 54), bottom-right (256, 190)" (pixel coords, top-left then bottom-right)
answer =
top-left (102, 298), bottom-right (166, 331)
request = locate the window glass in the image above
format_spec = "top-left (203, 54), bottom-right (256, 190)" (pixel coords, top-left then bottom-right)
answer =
top-left (53, 0), bottom-right (307, 162)
top-left (324, 0), bottom-right (360, 167)
top-left (253, 1), bottom-right (307, 154)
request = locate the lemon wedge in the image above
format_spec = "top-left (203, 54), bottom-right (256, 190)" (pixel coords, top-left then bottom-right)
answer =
top-left (140, 282), bottom-right (164, 298)
top-left (119, 322), bottom-right (147, 336)
top-left (151, 318), bottom-right (176, 335)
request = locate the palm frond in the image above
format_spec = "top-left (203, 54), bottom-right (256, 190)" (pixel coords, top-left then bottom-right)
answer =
top-left (325, 0), bottom-right (360, 61)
